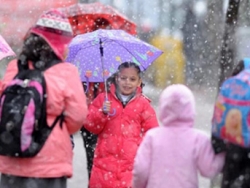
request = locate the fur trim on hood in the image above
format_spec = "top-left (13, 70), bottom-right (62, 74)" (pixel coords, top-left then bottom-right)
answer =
top-left (159, 84), bottom-right (195, 126)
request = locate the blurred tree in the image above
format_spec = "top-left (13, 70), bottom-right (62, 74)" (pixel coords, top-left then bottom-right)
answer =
top-left (234, 0), bottom-right (250, 61)
top-left (198, 0), bottom-right (224, 88)
top-left (218, 0), bottom-right (240, 88)
top-left (182, 1), bottom-right (200, 85)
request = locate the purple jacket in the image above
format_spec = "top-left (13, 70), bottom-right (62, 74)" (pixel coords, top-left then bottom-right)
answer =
top-left (132, 84), bottom-right (225, 188)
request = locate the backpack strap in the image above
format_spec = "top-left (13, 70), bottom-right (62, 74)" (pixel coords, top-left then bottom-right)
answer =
top-left (50, 112), bottom-right (65, 129)
top-left (244, 58), bottom-right (250, 69)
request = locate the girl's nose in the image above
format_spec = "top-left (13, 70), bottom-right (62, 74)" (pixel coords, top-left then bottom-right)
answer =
top-left (125, 78), bottom-right (130, 82)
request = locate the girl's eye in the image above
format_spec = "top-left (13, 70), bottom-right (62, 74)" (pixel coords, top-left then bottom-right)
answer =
top-left (119, 76), bottom-right (138, 82)
top-left (120, 77), bottom-right (127, 80)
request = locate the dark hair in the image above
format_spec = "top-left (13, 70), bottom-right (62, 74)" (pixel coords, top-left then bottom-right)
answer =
top-left (117, 62), bottom-right (145, 88)
top-left (118, 62), bottom-right (141, 75)
top-left (106, 72), bottom-right (118, 92)
top-left (19, 33), bottom-right (59, 70)
top-left (231, 60), bottom-right (244, 76)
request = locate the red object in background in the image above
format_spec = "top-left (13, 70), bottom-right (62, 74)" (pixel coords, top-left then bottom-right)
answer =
top-left (54, 2), bottom-right (137, 99)
top-left (58, 2), bottom-right (137, 36)
top-left (0, 0), bottom-right (77, 51)
top-left (86, 82), bottom-right (105, 105)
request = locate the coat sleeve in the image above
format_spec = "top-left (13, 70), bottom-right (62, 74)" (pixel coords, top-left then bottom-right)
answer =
top-left (141, 100), bottom-right (159, 136)
top-left (211, 135), bottom-right (227, 154)
top-left (64, 66), bottom-right (88, 134)
top-left (133, 132), bottom-right (152, 188)
top-left (196, 132), bottom-right (225, 178)
top-left (0, 60), bottom-right (18, 93)
top-left (83, 93), bottom-right (109, 134)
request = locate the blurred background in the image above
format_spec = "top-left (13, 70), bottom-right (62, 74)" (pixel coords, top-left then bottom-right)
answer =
top-left (1, 1), bottom-right (248, 187)
top-left (0, 0), bottom-right (248, 91)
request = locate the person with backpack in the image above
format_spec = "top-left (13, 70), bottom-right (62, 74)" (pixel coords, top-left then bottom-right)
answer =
top-left (212, 58), bottom-right (250, 188)
top-left (83, 62), bottom-right (158, 188)
top-left (132, 84), bottom-right (225, 188)
top-left (0, 11), bottom-right (88, 188)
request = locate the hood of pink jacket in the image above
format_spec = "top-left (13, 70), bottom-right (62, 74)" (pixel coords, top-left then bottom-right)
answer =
top-left (159, 84), bottom-right (195, 127)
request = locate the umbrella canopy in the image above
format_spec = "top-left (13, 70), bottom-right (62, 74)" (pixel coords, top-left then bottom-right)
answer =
top-left (66, 29), bottom-right (163, 82)
top-left (58, 2), bottom-right (137, 35)
top-left (0, 34), bottom-right (15, 61)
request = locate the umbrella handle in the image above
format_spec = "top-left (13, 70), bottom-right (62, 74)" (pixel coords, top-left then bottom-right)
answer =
top-left (100, 39), bottom-right (115, 116)
top-left (104, 97), bottom-right (116, 116)
top-left (108, 108), bottom-right (116, 116)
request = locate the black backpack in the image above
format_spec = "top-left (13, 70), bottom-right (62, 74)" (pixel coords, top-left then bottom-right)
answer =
top-left (0, 59), bottom-right (64, 157)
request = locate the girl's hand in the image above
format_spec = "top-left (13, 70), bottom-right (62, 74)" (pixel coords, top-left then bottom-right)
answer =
top-left (102, 100), bottom-right (111, 114)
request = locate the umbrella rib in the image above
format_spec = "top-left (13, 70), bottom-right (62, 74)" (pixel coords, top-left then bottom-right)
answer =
top-left (78, 41), bottom-right (101, 50)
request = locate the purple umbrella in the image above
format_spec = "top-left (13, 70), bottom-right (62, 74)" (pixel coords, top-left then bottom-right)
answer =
top-left (66, 29), bottom-right (163, 83)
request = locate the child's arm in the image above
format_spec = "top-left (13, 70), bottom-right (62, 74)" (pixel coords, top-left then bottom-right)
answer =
top-left (196, 132), bottom-right (225, 178)
top-left (1, 60), bottom-right (18, 93)
top-left (83, 93), bottom-right (109, 134)
top-left (133, 133), bottom-right (152, 188)
top-left (64, 66), bottom-right (88, 134)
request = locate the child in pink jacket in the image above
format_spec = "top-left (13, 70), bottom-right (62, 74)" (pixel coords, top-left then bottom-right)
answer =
top-left (132, 84), bottom-right (225, 188)
top-left (0, 10), bottom-right (88, 188)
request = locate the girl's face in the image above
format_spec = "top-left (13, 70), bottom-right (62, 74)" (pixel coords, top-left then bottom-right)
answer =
top-left (116, 67), bottom-right (142, 96)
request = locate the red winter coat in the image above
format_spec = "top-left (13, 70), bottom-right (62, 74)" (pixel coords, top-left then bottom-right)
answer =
top-left (84, 84), bottom-right (158, 188)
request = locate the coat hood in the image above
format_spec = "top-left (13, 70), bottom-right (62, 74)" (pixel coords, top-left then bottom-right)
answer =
top-left (159, 84), bottom-right (195, 126)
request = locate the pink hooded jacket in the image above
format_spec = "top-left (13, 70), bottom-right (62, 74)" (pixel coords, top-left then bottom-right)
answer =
top-left (132, 84), bottom-right (225, 188)
top-left (0, 59), bottom-right (88, 178)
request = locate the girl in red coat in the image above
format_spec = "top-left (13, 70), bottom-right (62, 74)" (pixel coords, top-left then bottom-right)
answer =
top-left (84, 62), bottom-right (158, 188)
